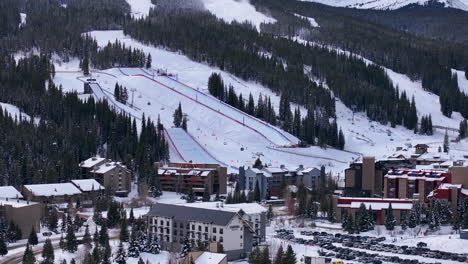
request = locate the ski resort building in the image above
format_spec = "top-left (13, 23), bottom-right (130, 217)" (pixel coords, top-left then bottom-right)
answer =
top-left (79, 156), bottom-right (132, 196)
top-left (174, 202), bottom-right (267, 244)
top-left (383, 168), bottom-right (450, 201)
top-left (145, 203), bottom-right (254, 260)
top-left (0, 198), bottom-right (41, 239)
top-left (334, 197), bottom-right (414, 225)
top-left (344, 157), bottom-right (413, 197)
top-left (243, 165), bottom-right (321, 199)
top-left (155, 162), bottom-right (227, 195)
top-left (22, 183), bottom-right (83, 204)
top-left (71, 179), bottom-right (104, 206)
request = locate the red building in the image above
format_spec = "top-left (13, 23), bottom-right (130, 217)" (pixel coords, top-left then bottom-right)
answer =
top-left (383, 169), bottom-right (451, 202)
top-left (335, 197), bottom-right (414, 225)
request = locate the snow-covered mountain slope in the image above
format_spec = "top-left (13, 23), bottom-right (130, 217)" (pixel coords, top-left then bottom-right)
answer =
top-left (299, 0), bottom-right (468, 11)
top-left (200, 0), bottom-right (276, 30)
top-left (51, 30), bottom-right (465, 175)
top-left (0, 102), bottom-right (32, 122)
top-left (125, 0), bottom-right (154, 19)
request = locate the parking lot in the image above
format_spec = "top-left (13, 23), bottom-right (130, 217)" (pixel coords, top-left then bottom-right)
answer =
top-left (274, 229), bottom-right (467, 264)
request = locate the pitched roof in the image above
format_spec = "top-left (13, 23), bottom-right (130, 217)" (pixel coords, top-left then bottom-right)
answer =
top-left (0, 186), bottom-right (23, 199)
top-left (71, 179), bottom-right (104, 192)
top-left (146, 203), bottom-right (238, 226)
top-left (24, 183), bottom-right (82, 197)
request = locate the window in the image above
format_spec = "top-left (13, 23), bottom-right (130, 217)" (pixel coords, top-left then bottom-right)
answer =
top-left (240, 235), bottom-right (243, 239)
top-left (180, 223), bottom-right (184, 228)
top-left (167, 221), bottom-right (170, 226)
top-left (205, 226), bottom-right (208, 232)
top-left (213, 227), bottom-right (217, 233)
top-left (192, 225), bottom-right (195, 230)
top-left (174, 230), bottom-right (177, 235)
top-left (213, 236), bottom-right (216, 241)
top-left (160, 220), bottom-right (164, 225)
top-left (220, 236), bottom-right (223, 242)
top-left (198, 226), bottom-right (201, 231)
top-left (219, 228), bottom-right (223, 234)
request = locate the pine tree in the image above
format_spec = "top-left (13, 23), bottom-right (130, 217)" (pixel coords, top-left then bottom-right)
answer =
top-left (0, 235), bottom-right (7, 256)
top-left (267, 205), bottom-right (274, 221)
top-left (23, 243), bottom-right (36, 264)
top-left (99, 223), bottom-right (110, 247)
top-left (182, 116), bottom-right (188, 131)
top-left (42, 238), bottom-right (55, 262)
top-left (181, 237), bottom-right (192, 258)
top-left (261, 247), bottom-right (271, 264)
top-left (186, 186), bottom-right (195, 203)
top-left (114, 242), bottom-right (128, 264)
top-left (283, 245), bottom-right (296, 264)
top-left (138, 258), bottom-right (145, 264)
top-left (82, 53), bottom-right (90, 76)
top-left (82, 224), bottom-right (92, 249)
top-left (149, 234), bottom-right (161, 254)
top-left (129, 208), bottom-right (135, 225)
top-left (328, 206), bottom-right (336, 223)
top-left (28, 226), bottom-right (38, 246)
top-left (173, 102), bottom-right (183, 127)
top-left (47, 209), bottom-right (58, 231)
top-left (249, 247), bottom-right (261, 264)
top-left (128, 230), bottom-right (141, 258)
top-left (146, 54), bottom-right (152, 69)
top-left (459, 119), bottom-right (468, 139)
top-left (65, 225), bottom-right (78, 252)
top-left (253, 158), bottom-right (262, 169)
top-left (444, 130), bottom-right (450, 152)
top-left (202, 188), bottom-right (211, 202)
top-left (120, 214), bottom-right (129, 242)
top-left (114, 83), bottom-right (121, 102)
top-left (107, 201), bottom-right (121, 228)
top-left (385, 203), bottom-right (396, 231)
top-left (465, 64), bottom-right (468, 80)
top-left (59, 234), bottom-right (65, 249)
top-left (274, 245), bottom-right (283, 264)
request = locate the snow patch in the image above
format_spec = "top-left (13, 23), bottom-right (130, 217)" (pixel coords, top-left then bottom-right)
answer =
top-left (125, 0), bottom-right (154, 19)
top-left (200, 0), bottom-right (276, 31)
top-left (293, 13), bottom-right (319, 27)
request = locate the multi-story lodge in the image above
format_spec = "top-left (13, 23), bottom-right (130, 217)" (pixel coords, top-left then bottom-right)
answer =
top-left (155, 162), bottom-right (227, 195)
top-left (243, 165), bottom-right (321, 199)
top-left (145, 203), bottom-right (254, 260)
top-left (0, 198), bottom-right (42, 238)
top-left (79, 156), bottom-right (131, 196)
top-left (174, 202), bottom-right (267, 244)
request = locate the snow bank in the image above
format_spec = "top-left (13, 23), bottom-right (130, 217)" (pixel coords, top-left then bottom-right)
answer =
top-left (200, 0), bottom-right (276, 31)
top-left (293, 13), bottom-right (319, 27)
top-left (0, 102), bottom-right (32, 122)
top-left (125, 0), bottom-right (154, 19)
top-left (298, 0), bottom-right (468, 11)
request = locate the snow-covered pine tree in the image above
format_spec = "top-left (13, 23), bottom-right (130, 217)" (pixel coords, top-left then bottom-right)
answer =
top-left (128, 230), bottom-right (141, 258)
top-left (114, 242), bottom-right (127, 264)
top-left (150, 234), bottom-right (161, 254)
top-left (180, 237), bottom-right (192, 258)
top-left (28, 226), bottom-right (38, 245)
top-left (385, 203), bottom-right (396, 231)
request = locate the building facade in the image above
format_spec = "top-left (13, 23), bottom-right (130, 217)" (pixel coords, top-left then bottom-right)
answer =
top-left (244, 165), bottom-right (320, 199)
top-left (22, 183), bottom-right (83, 204)
top-left (145, 203), bottom-right (254, 260)
top-left (0, 198), bottom-right (41, 239)
top-left (155, 163), bottom-right (227, 195)
top-left (79, 157), bottom-right (132, 196)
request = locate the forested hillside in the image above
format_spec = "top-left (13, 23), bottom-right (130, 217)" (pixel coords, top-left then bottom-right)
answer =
top-left (0, 0), bottom-right (168, 187)
top-left (252, 0), bottom-right (468, 118)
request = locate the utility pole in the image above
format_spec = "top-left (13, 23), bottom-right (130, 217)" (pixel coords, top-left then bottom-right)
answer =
top-left (130, 88), bottom-right (136, 108)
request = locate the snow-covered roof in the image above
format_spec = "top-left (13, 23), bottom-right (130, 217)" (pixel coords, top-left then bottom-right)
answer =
top-left (91, 162), bottom-right (118, 174)
top-left (339, 201), bottom-right (412, 210)
top-left (174, 202), bottom-right (267, 215)
top-left (24, 183), bottom-right (82, 197)
top-left (0, 198), bottom-right (37, 208)
top-left (249, 168), bottom-right (263, 174)
top-left (195, 252), bottom-right (226, 264)
top-left (264, 167), bottom-right (286, 174)
top-left (79, 157), bottom-right (106, 168)
top-left (0, 186), bottom-right (23, 199)
top-left (71, 179), bottom-right (104, 192)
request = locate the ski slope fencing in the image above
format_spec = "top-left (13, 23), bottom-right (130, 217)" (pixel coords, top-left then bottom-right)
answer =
top-left (165, 127), bottom-right (230, 166)
top-left (120, 68), bottom-right (297, 147)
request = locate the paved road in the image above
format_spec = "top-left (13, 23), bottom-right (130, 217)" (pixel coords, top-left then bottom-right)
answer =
top-left (0, 231), bottom-right (119, 264)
